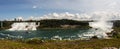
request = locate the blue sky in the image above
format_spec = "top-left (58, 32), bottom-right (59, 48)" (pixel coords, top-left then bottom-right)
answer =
top-left (0, 0), bottom-right (84, 20)
top-left (0, 0), bottom-right (119, 20)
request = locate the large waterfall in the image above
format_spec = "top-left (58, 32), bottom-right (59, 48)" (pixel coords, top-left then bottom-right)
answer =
top-left (8, 22), bottom-right (39, 31)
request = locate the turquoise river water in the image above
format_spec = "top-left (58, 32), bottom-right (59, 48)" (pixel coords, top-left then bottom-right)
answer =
top-left (0, 29), bottom-right (90, 40)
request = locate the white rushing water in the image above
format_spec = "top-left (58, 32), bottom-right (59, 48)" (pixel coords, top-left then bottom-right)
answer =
top-left (79, 11), bottom-right (114, 39)
top-left (8, 22), bottom-right (39, 31)
top-left (89, 11), bottom-right (113, 38)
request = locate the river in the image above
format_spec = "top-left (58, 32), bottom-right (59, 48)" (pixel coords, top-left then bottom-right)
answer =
top-left (0, 29), bottom-right (89, 40)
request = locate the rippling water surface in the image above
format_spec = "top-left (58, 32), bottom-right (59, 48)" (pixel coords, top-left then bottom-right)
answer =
top-left (0, 29), bottom-right (89, 40)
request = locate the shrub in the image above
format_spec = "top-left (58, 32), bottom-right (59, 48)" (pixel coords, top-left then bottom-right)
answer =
top-left (25, 38), bottom-right (44, 44)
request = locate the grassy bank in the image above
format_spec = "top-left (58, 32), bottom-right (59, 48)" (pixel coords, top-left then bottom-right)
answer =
top-left (0, 39), bottom-right (120, 49)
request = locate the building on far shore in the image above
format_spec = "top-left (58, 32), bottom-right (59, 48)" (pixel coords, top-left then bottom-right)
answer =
top-left (14, 17), bottom-right (23, 21)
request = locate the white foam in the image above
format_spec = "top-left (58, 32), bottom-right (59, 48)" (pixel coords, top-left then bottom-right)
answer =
top-left (0, 33), bottom-right (23, 39)
top-left (79, 11), bottom-right (114, 39)
top-left (8, 22), bottom-right (39, 31)
top-left (51, 35), bottom-right (62, 40)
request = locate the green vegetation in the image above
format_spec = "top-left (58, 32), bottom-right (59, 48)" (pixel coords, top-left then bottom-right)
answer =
top-left (112, 27), bottom-right (120, 38)
top-left (0, 19), bottom-right (91, 30)
top-left (112, 20), bottom-right (120, 38)
top-left (0, 39), bottom-right (120, 49)
top-left (39, 19), bottom-right (90, 28)
top-left (0, 21), bottom-right (13, 30)
top-left (113, 20), bottom-right (120, 27)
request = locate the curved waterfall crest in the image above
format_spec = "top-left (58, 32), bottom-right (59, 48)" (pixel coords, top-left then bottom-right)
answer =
top-left (8, 22), bottom-right (40, 31)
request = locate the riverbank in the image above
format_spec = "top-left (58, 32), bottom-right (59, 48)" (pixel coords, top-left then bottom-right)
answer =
top-left (1, 20), bottom-right (120, 30)
top-left (0, 19), bottom-right (90, 30)
top-left (0, 39), bottom-right (120, 49)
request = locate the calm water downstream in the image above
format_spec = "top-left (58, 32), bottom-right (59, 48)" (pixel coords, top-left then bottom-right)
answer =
top-left (0, 29), bottom-right (89, 40)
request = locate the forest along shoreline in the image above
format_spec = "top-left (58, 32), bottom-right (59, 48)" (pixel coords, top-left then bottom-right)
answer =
top-left (0, 19), bottom-right (91, 30)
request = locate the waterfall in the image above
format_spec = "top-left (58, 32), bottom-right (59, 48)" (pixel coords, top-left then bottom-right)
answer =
top-left (8, 22), bottom-right (39, 31)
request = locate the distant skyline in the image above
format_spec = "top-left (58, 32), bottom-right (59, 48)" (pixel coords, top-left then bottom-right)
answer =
top-left (0, 0), bottom-right (119, 20)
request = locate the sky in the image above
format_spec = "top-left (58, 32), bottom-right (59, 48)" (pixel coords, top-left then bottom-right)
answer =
top-left (0, 0), bottom-right (120, 20)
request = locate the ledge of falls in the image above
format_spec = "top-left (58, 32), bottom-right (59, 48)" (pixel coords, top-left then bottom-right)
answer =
top-left (8, 22), bottom-right (39, 31)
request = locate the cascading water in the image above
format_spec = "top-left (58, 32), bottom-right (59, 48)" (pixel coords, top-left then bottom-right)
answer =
top-left (78, 11), bottom-right (114, 39)
top-left (88, 11), bottom-right (113, 39)
top-left (8, 22), bottom-right (39, 31)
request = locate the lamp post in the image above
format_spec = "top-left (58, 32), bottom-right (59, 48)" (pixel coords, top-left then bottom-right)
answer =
top-left (0, 21), bottom-right (3, 28)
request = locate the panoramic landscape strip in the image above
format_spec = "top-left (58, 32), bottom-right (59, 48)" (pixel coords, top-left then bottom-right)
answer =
top-left (1, 0), bottom-right (120, 49)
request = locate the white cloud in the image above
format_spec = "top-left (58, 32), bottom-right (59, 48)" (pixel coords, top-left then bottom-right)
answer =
top-left (27, 11), bottom-right (119, 21)
top-left (32, 5), bottom-right (37, 9)
top-left (28, 0), bottom-right (120, 12)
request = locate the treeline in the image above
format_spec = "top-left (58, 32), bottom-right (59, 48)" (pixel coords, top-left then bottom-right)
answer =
top-left (113, 20), bottom-right (120, 28)
top-left (39, 19), bottom-right (90, 28)
top-left (0, 19), bottom-right (91, 30)
top-left (0, 21), bottom-right (13, 30)
top-left (0, 19), bottom-right (120, 30)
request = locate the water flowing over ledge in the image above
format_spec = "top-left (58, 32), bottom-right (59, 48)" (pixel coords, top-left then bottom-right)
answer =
top-left (8, 22), bottom-right (39, 31)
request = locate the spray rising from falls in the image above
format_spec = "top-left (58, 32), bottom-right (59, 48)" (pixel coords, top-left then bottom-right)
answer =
top-left (81, 11), bottom-right (114, 39)
top-left (8, 22), bottom-right (39, 31)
